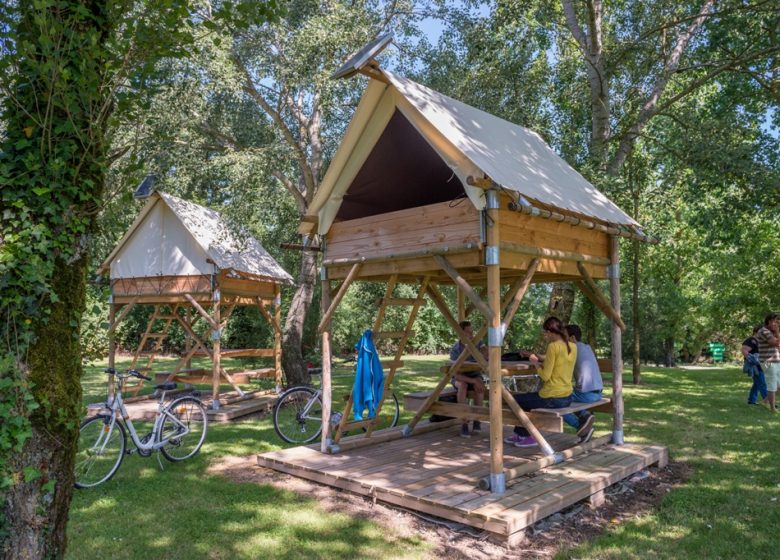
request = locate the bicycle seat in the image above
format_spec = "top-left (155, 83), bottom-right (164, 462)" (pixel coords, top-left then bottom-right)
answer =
top-left (155, 382), bottom-right (177, 391)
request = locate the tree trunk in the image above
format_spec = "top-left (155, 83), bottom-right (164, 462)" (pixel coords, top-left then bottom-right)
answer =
top-left (663, 337), bottom-right (675, 367)
top-left (2, 256), bottom-right (87, 559)
top-left (582, 298), bottom-right (597, 347)
top-left (534, 283), bottom-right (576, 351)
top-left (281, 244), bottom-right (318, 386)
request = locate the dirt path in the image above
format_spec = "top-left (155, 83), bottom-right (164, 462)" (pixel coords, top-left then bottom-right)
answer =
top-left (208, 455), bottom-right (689, 559)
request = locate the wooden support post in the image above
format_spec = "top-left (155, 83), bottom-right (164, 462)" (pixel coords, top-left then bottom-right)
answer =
top-left (274, 285), bottom-right (282, 391)
top-left (212, 291), bottom-right (221, 410)
top-left (609, 236), bottom-right (625, 445)
top-left (485, 188), bottom-right (505, 494)
top-left (318, 263), bottom-right (361, 333)
top-left (435, 255), bottom-right (494, 321)
top-left (576, 262), bottom-right (626, 331)
top-left (320, 268), bottom-right (333, 453)
top-left (457, 288), bottom-right (466, 322)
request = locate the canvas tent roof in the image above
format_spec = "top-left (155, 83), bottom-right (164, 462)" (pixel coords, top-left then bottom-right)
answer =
top-left (100, 192), bottom-right (294, 284)
top-left (302, 69), bottom-right (640, 236)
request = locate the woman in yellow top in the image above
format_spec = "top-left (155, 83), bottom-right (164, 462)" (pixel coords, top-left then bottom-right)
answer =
top-left (504, 316), bottom-right (576, 448)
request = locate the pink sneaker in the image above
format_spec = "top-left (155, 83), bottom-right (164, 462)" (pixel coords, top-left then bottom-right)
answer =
top-left (513, 436), bottom-right (538, 448)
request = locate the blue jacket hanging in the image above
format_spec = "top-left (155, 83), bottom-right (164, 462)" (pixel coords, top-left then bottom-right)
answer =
top-left (352, 330), bottom-right (385, 421)
top-left (743, 353), bottom-right (763, 378)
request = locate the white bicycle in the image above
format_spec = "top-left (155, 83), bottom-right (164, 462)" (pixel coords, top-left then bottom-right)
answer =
top-left (74, 368), bottom-right (208, 488)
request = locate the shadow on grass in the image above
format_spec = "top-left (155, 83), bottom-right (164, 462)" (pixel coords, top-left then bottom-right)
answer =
top-left (69, 470), bottom-right (427, 560)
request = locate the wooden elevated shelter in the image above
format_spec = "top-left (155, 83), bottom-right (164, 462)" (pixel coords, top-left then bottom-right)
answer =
top-left (259, 37), bottom-right (665, 540)
top-left (99, 191), bottom-right (294, 411)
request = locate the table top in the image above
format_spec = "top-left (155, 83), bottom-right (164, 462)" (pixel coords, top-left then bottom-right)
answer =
top-left (440, 361), bottom-right (538, 375)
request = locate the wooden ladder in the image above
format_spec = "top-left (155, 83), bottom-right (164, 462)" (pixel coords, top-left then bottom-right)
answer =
top-left (332, 275), bottom-right (430, 443)
top-left (127, 305), bottom-right (178, 395)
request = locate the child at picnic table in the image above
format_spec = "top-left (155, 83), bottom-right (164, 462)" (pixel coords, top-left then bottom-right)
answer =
top-left (449, 320), bottom-right (488, 438)
top-left (504, 316), bottom-right (576, 448)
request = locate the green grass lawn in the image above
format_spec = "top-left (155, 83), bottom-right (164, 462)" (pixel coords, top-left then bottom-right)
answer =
top-left (67, 358), bottom-right (780, 559)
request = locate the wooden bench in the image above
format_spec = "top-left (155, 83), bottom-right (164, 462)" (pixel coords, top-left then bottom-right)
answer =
top-left (406, 357), bottom-right (615, 432)
top-left (529, 357), bottom-right (614, 418)
top-left (404, 388), bottom-right (564, 432)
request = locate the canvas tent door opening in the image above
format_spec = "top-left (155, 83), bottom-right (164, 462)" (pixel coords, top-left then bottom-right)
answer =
top-left (100, 192), bottom-right (293, 415)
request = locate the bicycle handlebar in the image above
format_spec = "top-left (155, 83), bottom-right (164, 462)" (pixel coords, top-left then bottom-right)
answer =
top-left (104, 368), bottom-right (151, 381)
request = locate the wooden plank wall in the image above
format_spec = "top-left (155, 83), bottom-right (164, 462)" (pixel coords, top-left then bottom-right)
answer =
top-left (326, 201), bottom-right (481, 262)
top-left (498, 204), bottom-right (609, 279)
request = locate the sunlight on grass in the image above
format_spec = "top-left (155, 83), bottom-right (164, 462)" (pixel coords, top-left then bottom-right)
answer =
top-left (70, 357), bottom-right (780, 559)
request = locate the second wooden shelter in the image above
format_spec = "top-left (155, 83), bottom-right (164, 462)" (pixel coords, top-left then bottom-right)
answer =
top-left (99, 191), bottom-right (294, 411)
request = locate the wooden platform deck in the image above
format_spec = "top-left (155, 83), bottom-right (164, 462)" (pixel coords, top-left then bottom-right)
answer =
top-left (257, 423), bottom-right (667, 544)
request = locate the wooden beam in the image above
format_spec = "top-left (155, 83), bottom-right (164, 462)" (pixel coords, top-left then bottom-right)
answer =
top-left (108, 296), bottom-right (139, 334)
top-left (434, 255), bottom-right (494, 321)
top-left (500, 258), bottom-right (539, 332)
top-left (323, 245), bottom-right (478, 267)
top-left (500, 385), bottom-right (556, 456)
top-left (320, 274), bottom-right (333, 453)
top-left (500, 242), bottom-right (610, 266)
top-left (574, 272), bottom-right (626, 331)
top-left (184, 293), bottom-right (219, 330)
top-left (426, 284), bottom-right (489, 370)
top-left (372, 274), bottom-right (398, 332)
top-left (477, 435), bottom-right (613, 490)
top-left (317, 263), bottom-right (361, 333)
top-left (273, 284), bottom-right (282, 389)
top-left (256, 297), bottom-right (282, 334)
top-left (609, 236), bottom-right (625, 444)
top-left (212, 299), bottom-right (221, 407)
top-left (404, 272), bottom-right (545, 435)
top-left (508, 199), bottom-right (657, 243)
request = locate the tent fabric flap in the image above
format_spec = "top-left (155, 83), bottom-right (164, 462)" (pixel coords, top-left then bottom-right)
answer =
top-left (105, 192), bottom-right (294, 284)
top-left (384, 71), bottom-right (638, 227)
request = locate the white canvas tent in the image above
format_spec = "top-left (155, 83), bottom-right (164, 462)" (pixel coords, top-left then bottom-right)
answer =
top-left (102, 191), bottom-right (293, 283)
top-left (301, 70), bottom-right (643, 238)
top-left (99, 192), bottom-right (292, 409)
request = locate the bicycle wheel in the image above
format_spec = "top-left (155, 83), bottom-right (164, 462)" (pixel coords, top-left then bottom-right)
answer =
top-left (366, 392), bottom-right (400, 432)
top-left (74, 415), bottom-right (126, 489)
top-left (273, 386), bottom-right (322, 444)
top-left (160, 396), bottom-right (208, 462)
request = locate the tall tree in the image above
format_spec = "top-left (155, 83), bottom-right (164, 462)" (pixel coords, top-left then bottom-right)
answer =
top-left (421, 0), bottom-right (778, 371)
top-left (120, 0), bottom-right (416, 385)
top-left (0, 2), bottom-right (279, 556)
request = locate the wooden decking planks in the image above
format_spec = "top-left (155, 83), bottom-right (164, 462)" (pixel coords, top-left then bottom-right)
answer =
top-left (257, 424), bottom-right (667, 542)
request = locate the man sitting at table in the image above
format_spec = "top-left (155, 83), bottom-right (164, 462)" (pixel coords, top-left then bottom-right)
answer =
top-left (562, 324), bottom-right (602, 443)
top-left (450, 320), bottom-right (488, 438)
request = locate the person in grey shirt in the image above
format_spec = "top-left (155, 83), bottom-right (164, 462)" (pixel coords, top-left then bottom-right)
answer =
top-left (562, 325), bottom-right (603, 442)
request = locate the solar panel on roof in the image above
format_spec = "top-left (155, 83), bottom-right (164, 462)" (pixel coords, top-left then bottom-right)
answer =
top-left (133, 175), bottom-right (156, 199)
top-left (330, 33), bottom-right (393, 80)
